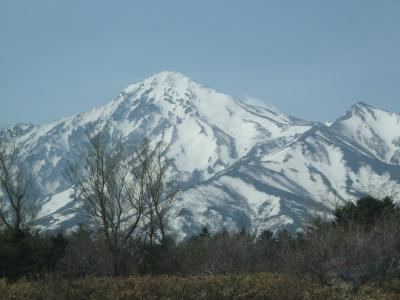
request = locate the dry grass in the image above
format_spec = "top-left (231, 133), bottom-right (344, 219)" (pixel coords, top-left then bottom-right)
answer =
top-left (0, 273), bottom-right (399, 300)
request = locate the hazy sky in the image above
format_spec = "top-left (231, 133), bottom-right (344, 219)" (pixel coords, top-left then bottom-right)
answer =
top-left (1, 0), bottom-right (400, 127)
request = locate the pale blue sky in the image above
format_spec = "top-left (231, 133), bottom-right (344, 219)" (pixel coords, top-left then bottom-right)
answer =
top-left (1, 0), bottom-right (400, 126)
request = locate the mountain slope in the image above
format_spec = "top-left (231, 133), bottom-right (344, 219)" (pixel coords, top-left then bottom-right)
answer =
top-left (3, 71), bottom-right (313, 232)
top-left (3, 72), bottom-right (400, 237)
top-left (172, 123), bottom-right (400, 237)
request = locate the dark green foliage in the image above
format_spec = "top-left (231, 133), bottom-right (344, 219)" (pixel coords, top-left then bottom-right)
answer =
top-left (334, 196), bottom-right (397, 227)
top-left (258, 229), bottom-right (273, 242)
top-left (0, 228), bottom-right (67, 280)
top-left (138, 235), bottom-right (182, 275)
top-left (47, 231), bottom-right (68, 273)
top-left (198, 226), bottom-right (211, 238)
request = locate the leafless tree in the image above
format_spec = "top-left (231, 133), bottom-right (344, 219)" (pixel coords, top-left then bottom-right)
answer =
top-left (132, 137), bottom-right (179, 247)
top-left (0, 135), bottom-right (37, 232)
top-left (65, 130), bottom-right (179, 275)
top-left (65, 130), bottom-right (141, 275)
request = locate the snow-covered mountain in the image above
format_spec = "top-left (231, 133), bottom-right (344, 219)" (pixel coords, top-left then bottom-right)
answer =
top-left (3, 72), bottom-right (400, 238)
top-left (175, 123), bottom-right (400, 237)
top-left (331, 102), bottom-right (400, 164)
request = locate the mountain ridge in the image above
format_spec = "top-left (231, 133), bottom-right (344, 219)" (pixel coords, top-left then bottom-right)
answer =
top-left (2, 71), bottom-right (400, 238)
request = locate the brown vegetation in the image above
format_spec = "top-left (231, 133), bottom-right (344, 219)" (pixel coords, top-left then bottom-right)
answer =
top-left (1, 273), bottom-right (400, 300)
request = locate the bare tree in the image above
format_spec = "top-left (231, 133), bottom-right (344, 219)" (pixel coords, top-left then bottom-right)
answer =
top-left (65, 130), bottom-right (142, 275)
top-left (65, 130), bottom-right (179, 275)
top-left (0, 135), bottom-right (37, 233)
top-left (132, 137), bottom-right (179, 247)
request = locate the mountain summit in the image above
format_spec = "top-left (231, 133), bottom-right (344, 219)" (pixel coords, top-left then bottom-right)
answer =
top-left (3, 72), bottom-right (400, 237)
top-left (332, 101), bottom-right (400, 164)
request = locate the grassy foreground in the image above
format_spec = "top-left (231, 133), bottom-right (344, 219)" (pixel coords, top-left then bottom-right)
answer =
top-left (1, 273), bottom-right (400, 300)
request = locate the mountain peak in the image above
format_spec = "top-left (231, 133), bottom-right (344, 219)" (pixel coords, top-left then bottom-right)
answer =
top-left (337, 101), bottom-right (376, 120)
top-left (123, 71), bottom-right (192, 95)
top-left (331, 100), bottom-right (400, 164)
top-left (151, 70), bottom-right (188, 81)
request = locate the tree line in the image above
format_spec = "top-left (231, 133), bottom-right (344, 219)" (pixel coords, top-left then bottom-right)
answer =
top-left (1, 129), bottom-right (400, 287)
